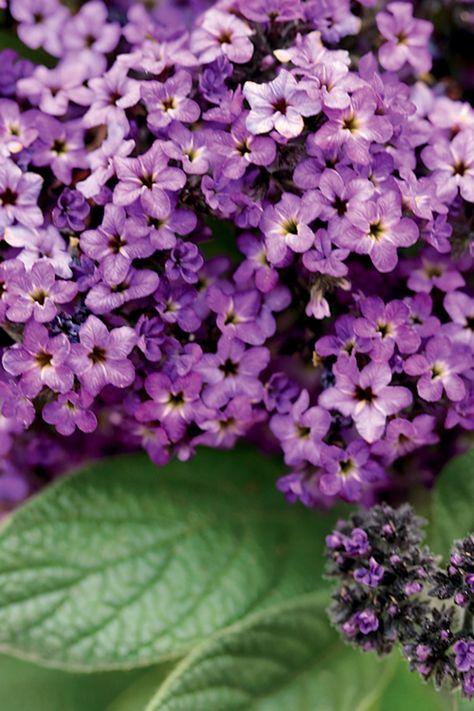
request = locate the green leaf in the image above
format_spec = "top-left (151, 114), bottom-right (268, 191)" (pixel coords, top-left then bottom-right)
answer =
top-left (431, 448), bottom-right (474, 558)
top-left (0, 448), bottom-right (337, 670)
top-left (0, 653), bottom-right (144, 711)
top-left (380, 657), bottom-right (449, 711)
top-left (0, 27), bottom-right (56, 67)
top-left (146, 592), bottom-right (396, 711)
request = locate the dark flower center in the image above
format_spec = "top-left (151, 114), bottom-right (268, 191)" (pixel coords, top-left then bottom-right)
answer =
top-left (108, 234), bottom-right (127, 253)
top-left (297, 425), bottom-right (311, 438)
top-left (88, 346), bottom-right (107, 364)
top-left (108, 91), bottom-right (122, 105)
top-left (376, 322), bottom-right (391, 338)
top-left (140, 173), bottom-right (156, 189)
top-left (34, 12), bottom-right (44, 23)
top-left (162, 97), bottom-right (176, 111)
top-left (465, 316), bottom-right (474, 330)
top-left (85, 34), bottom-right (96, 48)
top-left (111, 281), bottom-right (129, 293)
top-left (272, 97), bottom-right (289, 115)
top-left (354, 385), bottom-right (375, 403)
top-left (218, 30), bottom-right (233, 45)
top-left (236, 139), bottom-right (251, 156)
top-left (52, 139), bottom-right (68, 155)
top-left (340, 458), bottom-right (354, 476)
top-left (35, 350), bottom-right (53, 368)
top-left (224, 310), bottom-right (238, 325)
top-left (169, 391), bottom-right (185, 407)
top-left (343, 115), bottom-right (359, 132)
top-left (453, 161), bottom-right (468, 176)
top-left (369, 221), bottom-right (385, 240)
top-left (333, 196), bottom-right (347, 216)
top-left (219, 358), bottom-right (239, 377)
top-left (283, 218), bottom-right (299, 235)
top-left (0, 188), bottom-right (18, 206)
top-left (31, 289), bottom-right (48, 305)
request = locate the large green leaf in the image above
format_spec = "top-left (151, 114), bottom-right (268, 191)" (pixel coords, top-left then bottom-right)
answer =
top-left (431, 448), bottom-right (474, 558)
top-left (0, 653), bottom-right (144, 711)
top-left (146, 592), bottom-right (396, 711)
top-left (0, 448), bottom-right (335, 670)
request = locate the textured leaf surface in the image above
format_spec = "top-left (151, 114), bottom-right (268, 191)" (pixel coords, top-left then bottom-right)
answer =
top-left (431, 448), bottom-right (474, 558)
top-left (146, 593), bottom-right (396, 711)
top-left (0, 448), bottom-right (334, 670)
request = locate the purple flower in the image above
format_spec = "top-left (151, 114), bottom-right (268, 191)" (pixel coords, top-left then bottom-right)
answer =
top-left (336, 191), bottom-right (418, 272)
top-left (69, 316), bottom-right (137, 396)
top-left (154, 282), bottom-right (201, 334)
top-left (422, 132), bottom-right (474, 204)
top-left (319, 356), bottom-right (412, 443)
top-left (62, 1), bottom-right (121, 56)
top-left (344, 610), bottom-right (379, 636)
top-left (43, 391), bottom-right (97, 436)
top-left (165, 241), bottom-right (203, 284)
top-left (162, 122), bottom-right (210, 176)
top-left (2, 322), bottom-right (73, 398)
top-left (207, 285), bottom-right (275, 346)
top-left (454, 640), bottom-right (474, 673)
top-left (85, 266), bottom-right (159, 315)
top-left (10, 0), bottom-right (68, 56)
top-left (52, 189), bottom-right (90, 232)
top-left (32, 115), bottom-right (88, 185)
top-left (191, 9), bottom-right (254, 65)
top-left (319, 440), bottom-right (383, 501)
top-left (372, 415), bottom-right (438, 464)
top-left (17, 60), bottom-right (92, 117)
top-left (136, 372), bottom-right (207, 442)
top-left (260, 192), bottom-right (319, 264)
top-left (83, 64), bottom-right (141, 132)
top-left (197, 336), bottom-right (269, 408)
top-left (81, 204), bottom-right (152, 283)
top-left (142, 71), bottom-right (200, 130)
top-left (0, 99), bottom-right (38, 157)
top-left (344, 528), bottom-right (370, 556)
top-left (313, 88), bottom-right (392, 165)
top-left (195, 395), bottom-right (263, 449)
top-left (270, 389), bottom-right (331, 466)
top-left (210, 114), bottom-right (276, 180)
top-left (303, 227), bottom-right (349, 277)
top-left (77, 125), bottom-right (134, 199)
top-left (404, 336), bottom-right (471, 403)
top-left (377, 2), bottom-right (432, 74)
top-left (113, 141), bottom-right (186, 210)
top-left (4, 225), bottom-right (72, 278)
top-left (443, 291), bottom-right (474, 349)
top-left (244, 70), bottom-right (321, 139)
top-left (137, 192), bottom-right (197, 251)
top-left (353, 296), bottom-right (421, 362)
top-left (354, 557), bottom-right (384, 588)
top-left (0, 159), bottom-right (42, 229)
top-left (5, 261), bottom-right (77, 323)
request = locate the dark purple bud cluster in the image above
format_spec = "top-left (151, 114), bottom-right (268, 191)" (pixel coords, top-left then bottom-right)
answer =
top-left (326, 504), bottom-right (474, 698)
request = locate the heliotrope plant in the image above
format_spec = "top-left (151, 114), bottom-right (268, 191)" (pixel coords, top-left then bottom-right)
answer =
top-left (0, 0), bottom-right (473, 707)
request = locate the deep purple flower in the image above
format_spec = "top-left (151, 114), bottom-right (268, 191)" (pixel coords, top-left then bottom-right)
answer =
top-left (113, 141), bottom-right (186, 210)
top-left (142, 71), bottom-right (200, 130)
top-left (210, 114), bottom-right (276, 180)
top-left (85, 266), bottom-right (159, 315)
top-left (0, 159), bottom-right (42, 229)
top-left (454, 640), bottom-right (474, 673)
top-left (207, 285), bottom-right (275, 346)
top-left (81, 204), bottom-right (152, 283)
top-left (2, 322), bottom-right (73, 398)
top-left (52, 189), bottom-right (90, 232)
top-left (372, 415), bottom-right (438, 464)
top-left (354, 557), bottom-right (384, 588)
top-left (270, 389), bottom-right (331, 466)
top-left (319, 439), bottom-right (383, 500)
top-left (69, 316), bottom-right (137, 396)
top-left (319, 357), bottom-right (412, 443)
top-left (5, 262), bottom-right (77, 323)
top-left (422, 132), bottom-right (474, 203)
top-left (353, 296), bottom-right (420, 362)
top-left (260, 192), bottom-right (319, 264)
top-left (43, 391), bottom-right (97, 436)
top-left (83, 64), bottom-right (141, 132)
top-left (165, 241), bottom-right (203, 284)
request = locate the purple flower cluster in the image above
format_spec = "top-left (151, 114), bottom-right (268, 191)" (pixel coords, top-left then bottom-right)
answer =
top-left (0, 0), bottom-right (473, 511)
top-left (326, 505), bottom-right (474, 698)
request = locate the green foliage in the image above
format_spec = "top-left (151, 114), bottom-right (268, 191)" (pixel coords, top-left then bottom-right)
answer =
top-left (431, 447), bottom-right (474, 558)
top-left (0, 448), bottom-right (335, 670)
top-left (146, 592), bottom-right (396, 711)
